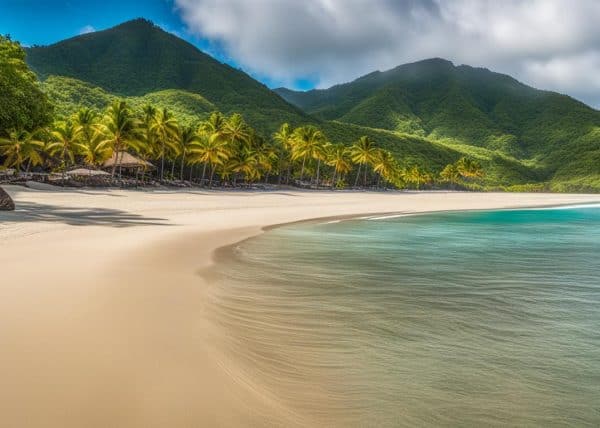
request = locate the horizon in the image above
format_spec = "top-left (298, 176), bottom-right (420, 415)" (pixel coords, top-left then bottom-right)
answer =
top-left (2, 0), bottom-right (600, 107)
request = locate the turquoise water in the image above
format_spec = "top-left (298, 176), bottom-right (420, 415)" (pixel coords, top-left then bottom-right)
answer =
top-left (211, 206), bottom-right (600, 427)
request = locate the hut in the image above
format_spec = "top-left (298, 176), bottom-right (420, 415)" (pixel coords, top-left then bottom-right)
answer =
top-left (102, 152), bottom-right (155, 175)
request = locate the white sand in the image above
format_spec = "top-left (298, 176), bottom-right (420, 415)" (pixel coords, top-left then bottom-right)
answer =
top-left (1, 185), bottom-right (599, 427)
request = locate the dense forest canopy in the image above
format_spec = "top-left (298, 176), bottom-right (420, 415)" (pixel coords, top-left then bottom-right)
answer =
top-left (0, 35), bottom-right (53, 132)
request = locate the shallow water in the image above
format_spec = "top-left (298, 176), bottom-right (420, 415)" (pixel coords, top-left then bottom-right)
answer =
top-left (210, 206), bottom-right (600, 427)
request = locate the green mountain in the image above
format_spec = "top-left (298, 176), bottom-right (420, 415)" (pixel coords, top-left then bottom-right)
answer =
top-left (25, 18), bottom-right (308, 132)
top-left (22, 20), bottom-right (600, 191)
top-left (276, 59), bottom-right (600, 191)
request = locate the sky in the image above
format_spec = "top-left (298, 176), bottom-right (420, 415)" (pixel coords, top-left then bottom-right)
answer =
top-left (1, 0), bottom-right (600, 107)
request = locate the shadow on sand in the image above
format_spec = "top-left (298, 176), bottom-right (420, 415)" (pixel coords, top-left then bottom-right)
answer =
top-left (0, 201), bottom-right (170, 227)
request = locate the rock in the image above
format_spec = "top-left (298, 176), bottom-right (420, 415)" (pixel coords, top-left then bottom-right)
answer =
top-left (0, 186), bottom-right (15, 211)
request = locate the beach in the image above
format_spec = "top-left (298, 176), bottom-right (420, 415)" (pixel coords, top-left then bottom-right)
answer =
top-left (1, 186), bottom-right (599, 427)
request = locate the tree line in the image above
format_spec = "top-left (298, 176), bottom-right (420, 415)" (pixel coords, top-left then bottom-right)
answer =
top-left (0, 100), bottom-right (483, 189)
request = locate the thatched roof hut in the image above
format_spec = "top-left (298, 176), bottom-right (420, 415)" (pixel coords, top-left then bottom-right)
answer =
top-left (102, 152), bottom-right (155, 170)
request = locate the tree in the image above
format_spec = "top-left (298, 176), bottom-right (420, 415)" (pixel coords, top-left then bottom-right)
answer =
top-left (403, 165), bottom-right (431, 190)
top-left (326, 143), bottom-right (352, 188)
top-left (372, 149), bottom-right (398, 188)
top-left (350, 136), bottom-right (378, 187)
top-left (456, 157), bottom-right (484, 179)
top-left (292, 125), bottom-right (325, 183)
top-left (151, 107), bottom-right (178, 181)
top-left (0, 35), bottom-right (53, 134)
top-left (272, 123), bottom-right (294, 184)
top-left (0, 128), bottom-right (44, 172)
top-left (189, 135), bottom-right (230, 187)
top-left (99, 100), bottom-right (139, 178)
top-left (76, 132), bottom-right (112, 169)
top-left (175, 125), bottom-right (199, 181)
top-left (440, 163), bottom-right (461, 188)
top-left (49, 120), bottom-right (81, 177)
top-left (223, 113), bottom-right (250, 151)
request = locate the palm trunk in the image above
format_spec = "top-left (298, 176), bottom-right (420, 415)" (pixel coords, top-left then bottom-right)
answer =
top-left (363, 165), bottom-right (368, 187)
top-left (189, 164), bottom-right (194, 183)
top-left (354, 163), bottom-right (362, 187)
top-left (209, 164), bottom-right (215, 188)
top-left (180, 152), bottom-right (186, 181)
top-left (331, 169), bottom-right (337, 189)
top-left (315, 159), bottom-right (321, 187)
top-left (300, 155), bottom-right (307, 182)
top-left (171, 159), bottom-right (175, 179)
top-left (160, 141), bottom-right (165, 181)
top-left (201, 163), bottom-right (207, 187)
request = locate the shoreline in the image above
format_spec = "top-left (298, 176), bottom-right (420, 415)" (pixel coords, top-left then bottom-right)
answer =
top-left (2, 187), bottom-right (600, 427)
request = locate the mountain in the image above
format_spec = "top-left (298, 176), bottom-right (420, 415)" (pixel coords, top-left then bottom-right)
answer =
top-left (25, 18), bottom-right (308, 132)
top-left (22, 20), bottom-right (600, 191)
top-left (276, 58), bottom-right (600, 190)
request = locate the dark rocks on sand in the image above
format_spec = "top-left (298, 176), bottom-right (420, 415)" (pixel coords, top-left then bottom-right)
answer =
top-left (0, 186), bottom-right (15, 211)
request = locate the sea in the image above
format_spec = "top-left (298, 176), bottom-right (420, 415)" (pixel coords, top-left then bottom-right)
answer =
top-left (209, 205), bottom-right (600, 427)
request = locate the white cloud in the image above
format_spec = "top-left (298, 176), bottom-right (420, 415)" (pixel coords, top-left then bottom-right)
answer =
top-left (174, 0), bottom-right (600, 107)
top-left (78, 25), bottom-right (96, 35)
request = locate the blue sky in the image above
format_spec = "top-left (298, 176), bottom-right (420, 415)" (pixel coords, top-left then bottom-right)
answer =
top-left (1, 0), bottom-right (600, 105)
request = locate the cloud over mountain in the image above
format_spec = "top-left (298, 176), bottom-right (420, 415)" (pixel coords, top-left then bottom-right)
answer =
top-left (175, 0), bottom-right (600, 107)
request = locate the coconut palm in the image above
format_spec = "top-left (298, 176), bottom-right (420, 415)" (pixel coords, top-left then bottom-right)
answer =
top-left (403, 165), bottom-right (431, 190)
top-left (223, 113), bottom-right (250, 150)
top-left (273, 122), bottom-right (294, 184)
top-left (49, 120), bottom-right (81, 178)
top-left (0, 128), bottom-right (44, 172)
top-left (253, 134), bottom-right (278, 183)
top-left (99, 100), bottom-right (139, 178)
top-left (291, 125), bottom-right (325, 182)
top-left (350, 136), bottom-right (378, 187)
top-left (235, 148), bottom-right (261, 184)
top-left (456, 157), bottom-right (484, 179)
top-left (372, 149), bottom-right (398, 188)
top-left (440, 163), bottom-right (461, 188)
top-left (326, 143), bottom-right (352, 188)
top-left (174, 125), bottom-right (199, 181)
top-left (151, 107), bottom-right (178, 181)
top-left (76, 131), bottom-right (112, 169)
top-left (189, 135), bottom-right (230, 187)
top-left (73, 108), bottom-right (98, 143)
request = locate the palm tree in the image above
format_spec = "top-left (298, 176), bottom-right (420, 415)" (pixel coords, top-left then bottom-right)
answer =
top-left (253, 134), bottom-right (278, 183)
top-left (350, 136), bottom-right (378, 187)
top-left (456, 157), bottom-right (484, 179)
top-left (0, 128), bottom-right (44, 172)
top-left (73, 108), bottom-right (97, 144)
top-left (403, 165), bottom-right (431, 190)
top-left (174, 125), bottom-right (199, 181)
top-left (440, 163), bottom-right (461, 188)
top-left (272, 122), bottom-right (294, 184)
top-left (76, 132), bottom-right (112, 170)
top-left (151, 107), bottom-right (178, 181)
top-left (49, 120), bottom-right (81, 178)
top-left (189, 135), bottom-right (230, 187)
top-left (326, 143), bottom-right (352, 188)
top-left (100, 100), bottom-right (139, 178)
top-left (235, 148), bottom-right (261, 184)
top-left (291, 125), bottom-right (325, 183)
top-left (223, 113), bottom-right (250, 150)
top-left (372, 149), bottom-right (398, 188)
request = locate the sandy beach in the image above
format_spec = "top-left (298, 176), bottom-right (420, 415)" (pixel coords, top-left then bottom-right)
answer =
top-left (1, 186), bottom-right (599, 427)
